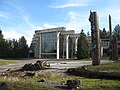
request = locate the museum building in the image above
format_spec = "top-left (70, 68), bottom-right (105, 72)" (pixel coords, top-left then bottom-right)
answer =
top-left (30, 27), bottom-right (80, 59)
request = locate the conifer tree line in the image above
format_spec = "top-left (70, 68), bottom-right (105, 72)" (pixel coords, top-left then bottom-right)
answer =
top-left (99, 24), bottom-right (120, 56)
top-left (76, 24), bottom-right (120, 59)
top-left (99, 24), bottom-right (120, 39)
top-left (0, 30), bottom-right (29, 58)
top-left (1, 24), bottom-right (119, 59)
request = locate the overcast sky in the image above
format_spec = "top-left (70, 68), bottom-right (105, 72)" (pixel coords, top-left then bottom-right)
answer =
top-left (0, 0), bottom-right (120, 45)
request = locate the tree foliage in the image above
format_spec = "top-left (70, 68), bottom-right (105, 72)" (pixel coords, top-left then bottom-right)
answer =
top-left (0, 30), bottom-right (29, 58)
top-left (0, 30), bottom-right (7, 57)
top-left (113, 24), bottom-right (120, 39)
top-left (99, 28), bottom-right (109, 39)
top-left (76, 30), bottom-right (89, 59)
top-left (18, 36), bottom-right (29, 58)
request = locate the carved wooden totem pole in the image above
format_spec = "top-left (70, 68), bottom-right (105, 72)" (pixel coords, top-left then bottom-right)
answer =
top-left (112, 37), bottom-right (118, 61)
top-left (109, 15), bottom-right (113, 60)
top-left (89, 11), bottom-right (100, 65)
top-left (109, 15), bottom-right (118, 61)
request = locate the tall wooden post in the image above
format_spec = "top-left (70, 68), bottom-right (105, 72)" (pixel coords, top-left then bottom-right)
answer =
top-left (109, 15), bottom-right (118, 61)
top-left (112, 37), bottom-right (118, 62)
top-left (109, 15), bottom-right (113, 60)
top-left (89, 11), bottom-right (100, 65)
top-left (0, 28), bottom-right (2, 34)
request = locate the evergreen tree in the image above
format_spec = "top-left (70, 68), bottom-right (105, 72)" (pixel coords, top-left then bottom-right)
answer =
top-left (0, 28), bottom-right (29, 58)
top-left (5, 40), bottom-right (13, 57)
top-left (76, 29), bottom-right (89, 59)
top-left (12, 39), bottom-right (19, 57)
top-left (113, 24), bottom-right (120, 39)
top-left (0, 30), bottom-right (4, 42)
top-left (19, 36), bottom-right (29, 58)
top-left (99, 28), bottom-right (109, 39)
top-left (0, 30), bottom-right (8, 57)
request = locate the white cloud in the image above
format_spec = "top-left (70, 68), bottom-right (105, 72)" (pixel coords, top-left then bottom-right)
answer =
top-left (22, 15), bottom-right (36, 29)
top-left (0, 11), bottom-right (11, 19)
top-left (35, 11), bottom-right (90, 34)
top-left (97, 6), bottom-right (120, 31)
top-left (3, 30), bottom-right (32, 47)
top-left (106, 7), bottom-right (120, 23)
top-left (2, 23), bottom-right (59, 46)
top-left (3, 30), bottom-right (22, 40)
top-left (0, 0), bottom-right (34, 46)
top-left (49, 0), bottom-right (90, 8)
top-left (64, 6), bottom-right (120, 34)
top-left (65, 11), bottom-right (79, 30)
top-left (36, 24), bottom-right (58, 30)
top-left (2, 26), bottom-right (34, 46)
top-left (5, 0), bottom-right (25, 13)
top-left (64, 11), bottom-right (90, 33)
top-left (50, 3), bottom-right (83, 8)
top-left (43, 24), bottom-right (58, 28)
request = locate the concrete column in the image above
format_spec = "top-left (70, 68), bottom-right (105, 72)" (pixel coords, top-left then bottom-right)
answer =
top-left (57, 32), bottom-right (60, 59)
top-left (66, 35), bottom-right (69, 59)
top-left (101, 46), bottom-right (103, 57)
top-left (71, 38), bottom-right (74, 58)
top-left (75, 37), bottom-right (78, 59)
top-left (39, 34), bottom-right (41, 58)
top-left (75, 37), bottom-right (78, 52)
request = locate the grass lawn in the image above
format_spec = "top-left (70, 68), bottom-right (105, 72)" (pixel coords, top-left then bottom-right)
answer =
top-left (84, 62), bottom-right (120, 72)
top-left (0, 78), bottom-right (60, 90)
top-left (0, 59), bottom-right (18, 66)
top-left (0, 71), bottom-right (120, 90)
top-left (0, 61), bottom-right (120, 90)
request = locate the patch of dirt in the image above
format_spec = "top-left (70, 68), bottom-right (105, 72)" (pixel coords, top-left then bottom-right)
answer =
top-left (115, 87), bottom-right (120, 90)
top-left (0, 68), bottom-right (69, 89)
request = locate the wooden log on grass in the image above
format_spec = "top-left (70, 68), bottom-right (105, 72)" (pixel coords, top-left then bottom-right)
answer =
top-left (67, 68), bottom-right (120, 80)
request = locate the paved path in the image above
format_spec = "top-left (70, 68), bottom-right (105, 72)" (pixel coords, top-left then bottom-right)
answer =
top-left (0, 59), bottom-right (113, 72)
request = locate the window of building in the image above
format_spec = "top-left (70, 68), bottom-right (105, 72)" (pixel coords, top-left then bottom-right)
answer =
top-left (41, 31), bottom-right (57, 53)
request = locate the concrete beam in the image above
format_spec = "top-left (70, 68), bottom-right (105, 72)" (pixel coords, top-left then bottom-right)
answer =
top-left (34, 34), bottom-right (40, 38)
top-left (61, 30), bottom-right (74, 35)
top-left (35, 27), bottom-right (66, 33)
top-left (69, 34), bottom-right (80, 37)
top-left (32, 38), bottom-right (39, 41)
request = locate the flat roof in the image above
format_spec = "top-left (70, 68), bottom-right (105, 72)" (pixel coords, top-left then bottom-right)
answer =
top-left (35, 27), bottom-right (66, 33)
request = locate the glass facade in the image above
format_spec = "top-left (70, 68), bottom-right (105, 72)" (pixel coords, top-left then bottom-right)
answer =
top-left (31, 28), bottom-right (79, 59)
top-left (41, 31), bottom-right (57, 58)
top-left (59, 34), bottom-right (76, 58)
top-left (69, 37), bottom-right (75, 58)
top-left (59, 34), bottom-right (66, 58)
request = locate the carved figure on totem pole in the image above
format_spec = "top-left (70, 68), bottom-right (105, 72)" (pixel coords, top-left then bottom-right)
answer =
top-left (89, 11), bottom-right (100, 65)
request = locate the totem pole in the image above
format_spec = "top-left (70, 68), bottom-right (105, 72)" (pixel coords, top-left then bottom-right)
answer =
top-left (109, 15), bottom-right (118, 61)
top-left (89, 11), bottom-right (100, 65)
top-left (0, 27), bottom-right (2, 34)
top-left (112, 37), bottom-right (118, 61)
top-left (109, 15), bottom-right (113, 60)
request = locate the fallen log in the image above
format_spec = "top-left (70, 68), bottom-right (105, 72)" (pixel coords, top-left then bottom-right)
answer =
top-left (22, 60), bottom-right (50, 71)
top-left (66, 68), bottom-right (120, 80)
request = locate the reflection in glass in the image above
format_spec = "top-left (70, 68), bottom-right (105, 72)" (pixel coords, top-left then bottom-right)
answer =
top-left (41, 32), bottom-right (57, 53)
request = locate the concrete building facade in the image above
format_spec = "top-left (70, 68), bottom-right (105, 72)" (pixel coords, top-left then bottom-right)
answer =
top-left (100, 39), bottom-right (120, 57)
top-left (30, 27), bottom-right (80, 59)
top-left (30, 27), bottom-right (120, 59)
